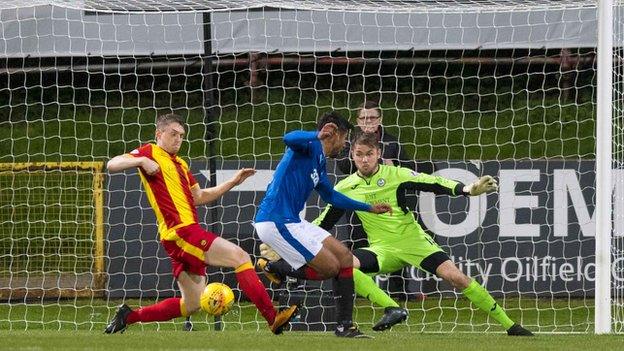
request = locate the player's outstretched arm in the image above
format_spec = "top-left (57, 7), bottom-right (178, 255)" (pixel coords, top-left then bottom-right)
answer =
top-left (192, 168), bottom-right (256, 206)
top-left (316, 177), bottom-right (391, 215)
top-left (107, 155), bottom-right (159, 175)
top-left (396, 168), bottom-right (497, 197)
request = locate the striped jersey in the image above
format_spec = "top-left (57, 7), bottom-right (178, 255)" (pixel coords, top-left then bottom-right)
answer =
top-left (127, 143), bottom-right (199, 240)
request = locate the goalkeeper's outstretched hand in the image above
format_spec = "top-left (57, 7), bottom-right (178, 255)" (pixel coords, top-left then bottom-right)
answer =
top-left (463, 175), bottom-right (498, 196)
top-left (259, 243), bottom-right (281, 262)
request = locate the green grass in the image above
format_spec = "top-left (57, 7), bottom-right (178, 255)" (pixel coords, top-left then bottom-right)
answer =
top-left (0, 298), bottom-right (594, 333)
top-left (0, 299), bottom-right (615, 351)
top-left (2, 331), bottom-right (624, 351)
top-left (0, 89), bottom-right (596, 162)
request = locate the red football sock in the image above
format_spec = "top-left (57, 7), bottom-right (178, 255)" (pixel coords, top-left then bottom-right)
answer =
top-left (235, 262), bottom-right (276, 325)
top-left (338, 267), bottom-right (353, 278)
top-left (126, 297), bottom-right (182, 324)
top-left (304, 266), bottom-right (323, 280)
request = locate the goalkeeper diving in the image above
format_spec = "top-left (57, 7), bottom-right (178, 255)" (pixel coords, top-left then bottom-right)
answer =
top-left (257, 131), bottom-right (533, 336)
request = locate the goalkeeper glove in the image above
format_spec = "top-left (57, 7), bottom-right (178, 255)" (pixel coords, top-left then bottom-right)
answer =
top-left (463, 175), bottom-right (498, 196)
top-left (259, 243), bottom-right (281, 262)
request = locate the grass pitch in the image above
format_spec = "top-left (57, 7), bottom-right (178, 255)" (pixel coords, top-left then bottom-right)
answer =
top-left (1, 330), bottom-right (623, 351)
top-left (1, 298), bottom-right (619, 350)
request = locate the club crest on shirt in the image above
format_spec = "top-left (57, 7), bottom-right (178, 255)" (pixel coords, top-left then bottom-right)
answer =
top-left (377, 178), bottom-right (386, 187)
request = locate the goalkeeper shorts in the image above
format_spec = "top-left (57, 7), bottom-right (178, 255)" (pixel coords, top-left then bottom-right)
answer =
top-left (361, 234), bottom-right (448, 275)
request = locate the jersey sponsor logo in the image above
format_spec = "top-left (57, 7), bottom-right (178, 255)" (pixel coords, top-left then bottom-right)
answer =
top-left (377, 178), bottom-right (386, 187)
top-left (311, 168), bottom-right (320, 187)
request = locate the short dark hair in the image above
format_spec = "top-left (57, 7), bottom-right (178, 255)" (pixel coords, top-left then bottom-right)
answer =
top-left (156, 113), bottom-right (186, 131)
top-left (358, 99), bottom-right (382, 117)
top-left (317, 111), bottom-right (353, 133)
top-left (352, 131), bottom-right (380, 150)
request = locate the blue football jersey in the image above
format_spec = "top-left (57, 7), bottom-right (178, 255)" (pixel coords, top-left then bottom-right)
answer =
top-left (255, 130), bottom-right (370, 223)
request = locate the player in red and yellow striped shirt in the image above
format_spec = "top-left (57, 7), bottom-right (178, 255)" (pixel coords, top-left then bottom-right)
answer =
top-left (104, 113), bottom-right (297, 334)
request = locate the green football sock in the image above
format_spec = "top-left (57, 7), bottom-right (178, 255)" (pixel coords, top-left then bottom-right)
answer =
top-left (462, 279), bottom-right (515, 330)
top-left (353, 268), bottom-right (399, 308)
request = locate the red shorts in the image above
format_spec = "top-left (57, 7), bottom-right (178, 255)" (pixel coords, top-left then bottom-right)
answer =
top-left (161, 223), bottom-right (219, 278)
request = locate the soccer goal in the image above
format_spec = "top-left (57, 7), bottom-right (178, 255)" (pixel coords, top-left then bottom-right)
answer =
top-left (0, 0), bottom-right (620, 334)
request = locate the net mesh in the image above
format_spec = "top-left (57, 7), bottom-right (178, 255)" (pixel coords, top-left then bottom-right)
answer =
top-left (0, 0), bottom-right (615, 333)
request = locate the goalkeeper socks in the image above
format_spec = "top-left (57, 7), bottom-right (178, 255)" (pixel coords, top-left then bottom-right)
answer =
top-left (462, 279), bottom-right (515, 330)
top-left (353, 268), bottom-right (399, 308)
top-left (126, 297), bottom-right (183, 324)
top-left (235, 262), bottom-right (277, 325)
top-left (333, 267), bottom-right (355, 325)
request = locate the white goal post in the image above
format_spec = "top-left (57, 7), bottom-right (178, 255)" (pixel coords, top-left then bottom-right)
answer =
top-left (595, 0), bottom-right (612, 335)
top-left (0, 0), bottom-right (621, 334)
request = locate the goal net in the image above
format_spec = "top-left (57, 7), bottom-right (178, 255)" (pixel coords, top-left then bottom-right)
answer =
top-left (0, 0), bottom-right (617, 333)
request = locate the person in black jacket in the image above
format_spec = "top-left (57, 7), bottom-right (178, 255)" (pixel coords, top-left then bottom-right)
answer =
top-left (337, 100), bottom-right (434, 175)
top-left (335, 100), bottom-right (434, 300)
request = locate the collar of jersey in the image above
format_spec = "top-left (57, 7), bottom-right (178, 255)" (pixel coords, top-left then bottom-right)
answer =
top-left (356, 165), bottom-right (382, 185)
top-left (153, 143), bottom-right (177, 159)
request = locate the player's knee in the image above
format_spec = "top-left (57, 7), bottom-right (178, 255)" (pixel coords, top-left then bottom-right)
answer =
top-left (228, 246), bottom-right (251, 268)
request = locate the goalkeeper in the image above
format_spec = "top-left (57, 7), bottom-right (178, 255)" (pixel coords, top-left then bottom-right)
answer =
top-left (258, 132), bottom-right (533, 336)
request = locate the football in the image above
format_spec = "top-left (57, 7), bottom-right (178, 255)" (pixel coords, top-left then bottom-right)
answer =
top-left (200, 282), bottom-right (235, 316)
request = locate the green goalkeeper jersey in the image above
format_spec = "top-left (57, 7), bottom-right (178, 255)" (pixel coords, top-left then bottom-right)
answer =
top-left (313, 165), bottom-right (466, 245)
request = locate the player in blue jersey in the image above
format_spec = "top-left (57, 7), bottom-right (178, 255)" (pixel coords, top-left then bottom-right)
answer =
top-left (254, 111), bottom-right (391, 338)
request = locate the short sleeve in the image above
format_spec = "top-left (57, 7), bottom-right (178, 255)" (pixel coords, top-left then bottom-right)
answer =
top-left (127, 144), bottom-right (152, 159)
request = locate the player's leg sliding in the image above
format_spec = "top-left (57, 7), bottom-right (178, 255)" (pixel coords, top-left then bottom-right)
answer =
top-left (352, 248), bottom-right (407, 331)
top-left (462, 279), bottom-right (533, 336)
top-left (234, 261), bottom-right (298, 334)
top-left (104, 304), bottom-right (134, 334)
top-left (104, 265), bottom-right (297, 336)
top-left (353, 269), bottom-right (407, 331)
top-left (104, 298), bottom-right (187, 334)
